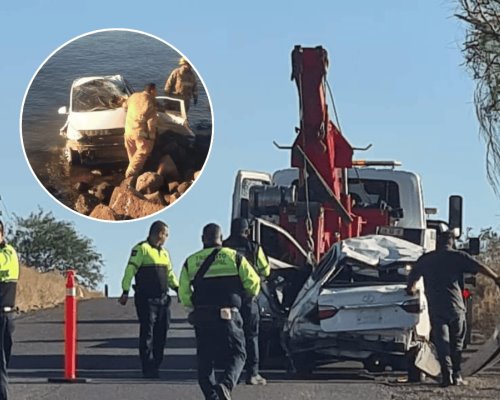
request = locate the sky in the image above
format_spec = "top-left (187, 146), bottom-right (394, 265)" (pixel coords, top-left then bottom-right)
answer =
top-left (0, 0), bottom-right (498, 296)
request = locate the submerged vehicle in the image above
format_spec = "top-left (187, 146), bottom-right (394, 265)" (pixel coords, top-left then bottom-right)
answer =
top-left (58, 75), bottom-right (194, 165)
top-left (230, 46), bottom-right (479, 374)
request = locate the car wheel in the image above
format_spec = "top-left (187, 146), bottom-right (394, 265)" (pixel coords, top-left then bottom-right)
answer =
top-left (363, 355), bottom-right (386, 373)
top-left (65, 148), bottom-right (81, 165)
top-left (292, 353), bottom-right (315, 377)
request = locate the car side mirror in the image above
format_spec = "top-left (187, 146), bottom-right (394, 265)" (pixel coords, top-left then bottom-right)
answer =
top-left (467, 237), bottom-right (480, 256)
top-left (58, 106), bottom-right (68, 115)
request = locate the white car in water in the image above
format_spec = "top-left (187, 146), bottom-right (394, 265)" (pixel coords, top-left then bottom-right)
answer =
top-left (58, 75), bottom-right (194, 165)
top-left (253, 218), bottom-right (433, 376)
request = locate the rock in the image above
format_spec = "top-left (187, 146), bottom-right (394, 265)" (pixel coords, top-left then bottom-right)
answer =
top-left (167, 181), bottom-right (179, 193)
top-left (165, 193), bottom-right (180, 205)
top-left (93, 182), bottom-right (115, 203)
top-left (75, 194), bottom-right (100, 216)
top-left (177, 181), bottom-right (191, 195)
top-left (109, 185), bottom-right (164, 219)
top-left (144, 192), bottom-right (167, 206)
top-left (157, 154), bottom-right (180, 181)
top-left (136, 172), bottom-right (164, 194)
top-left (89, 204), bottom-right (119, 221)
top-left (194, 170), bottom-right (201, 180)
top-left (74, 182), bottom-right (90, 193)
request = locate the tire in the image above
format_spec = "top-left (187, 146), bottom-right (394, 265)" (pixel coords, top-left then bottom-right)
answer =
top-left (363, 355), bottom-right (386, 373)
top-left (292, 353), bottom-right (315, 377)
top-left (65, 148), bottom-right (81, 165)
top-left (405, 348), bottom-right (423, 382)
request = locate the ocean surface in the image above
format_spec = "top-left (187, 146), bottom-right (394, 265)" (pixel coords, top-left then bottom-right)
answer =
top-left (21, 30), bottom-right (212, 209)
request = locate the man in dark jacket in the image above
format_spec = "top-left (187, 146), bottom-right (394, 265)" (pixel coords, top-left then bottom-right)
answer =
top-left (179, 223), bottom-right (260, 400)
top-left (119, 221), bottom-right (179, 378)
top-left (223, 218), bottom-right (270, 385)
top-left (407, 231), bottom-right (500, 387)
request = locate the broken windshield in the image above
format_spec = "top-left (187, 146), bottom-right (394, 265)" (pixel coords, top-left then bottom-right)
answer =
top-left (72, 77), bottom-right (132, 112)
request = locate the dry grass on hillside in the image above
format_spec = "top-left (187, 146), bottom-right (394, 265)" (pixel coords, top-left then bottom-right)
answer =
top-left (16, 265), bottom-right (102, 312)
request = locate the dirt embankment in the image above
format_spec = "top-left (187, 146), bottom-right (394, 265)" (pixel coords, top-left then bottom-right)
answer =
top-left (16, 265), bottom-right (102, 312)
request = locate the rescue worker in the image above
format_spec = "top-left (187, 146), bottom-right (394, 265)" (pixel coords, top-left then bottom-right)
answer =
top-left (119, 221), bottom-right (179, 379)
top-left (223, 218), bottom-right (270, 385)
top-left (122, 83), bottom-right (158, 179)
top-left (0, 220), bottom-right (19, 400)
top-left (407, 230), bottom-right (500, 387)
top-left (164, 57), bottom-right (199, 113)
top-left (179, 223), bottom-right (260, 400)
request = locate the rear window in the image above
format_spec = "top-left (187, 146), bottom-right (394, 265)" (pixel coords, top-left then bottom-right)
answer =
top-left (348, 179), bottom-right (400, 209)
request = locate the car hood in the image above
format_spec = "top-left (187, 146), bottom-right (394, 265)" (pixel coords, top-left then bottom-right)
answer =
top-left (67, 108), bottom-right (126, 131)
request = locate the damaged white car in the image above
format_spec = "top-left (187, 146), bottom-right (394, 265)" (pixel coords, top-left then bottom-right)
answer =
top-left (58, 75), bottom-right (194, 165)
top-left (253, 219), bottom-right (435, 376)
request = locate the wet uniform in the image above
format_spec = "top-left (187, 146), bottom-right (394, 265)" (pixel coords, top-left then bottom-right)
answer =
top-left (222, 235), bottom-right (270, 381)
top-left (0, 241), bottom-right (19, 400)
top-left (164, 65), bottom-right (198, 113)
top-left (121, 240), bottom-right (178, 377)
top-left (179, 247), bottom-right (260, 400)
top-left (407, 246), bottom-right (481, 381)
top-left (123, 91), bottom-right (158, 178)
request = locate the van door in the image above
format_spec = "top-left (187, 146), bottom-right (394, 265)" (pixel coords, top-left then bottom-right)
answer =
top-left (231, 171), bottom-right (272, 221)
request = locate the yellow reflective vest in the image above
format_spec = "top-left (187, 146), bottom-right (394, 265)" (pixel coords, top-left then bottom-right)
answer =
top-left (121, 240), bottom-right (178, 298)
top-left (0, 242), bottom-right (19, 308)
top-left (179, 246), bottom-right (260, 308)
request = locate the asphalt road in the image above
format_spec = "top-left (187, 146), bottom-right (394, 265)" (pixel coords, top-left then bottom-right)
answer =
top-left (8, 298), bottom-right (500, 400)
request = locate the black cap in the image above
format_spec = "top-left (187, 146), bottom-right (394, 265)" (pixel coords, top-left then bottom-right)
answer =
top-left (230, 218), bottom-right (250, 236)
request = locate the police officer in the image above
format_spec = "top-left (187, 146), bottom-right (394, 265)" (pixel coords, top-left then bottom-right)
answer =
top-left (0, 220), bottom-right (19, 400)
top-left (179, 223), bottom-right (260, 400)
top-left (223, 218), bottom-right (270, 385)
top-left (164, 57), bottom-right (199, 113)
top-left (122, 83), bottom-right (158, 179)
top-left (119, 221), bottom-right (179, 379)
top-left (407, 230), bottom-right (500, 387)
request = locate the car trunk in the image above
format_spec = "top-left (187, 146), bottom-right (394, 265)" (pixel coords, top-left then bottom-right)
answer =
top-left (318, 283), bottom-right (425, 332)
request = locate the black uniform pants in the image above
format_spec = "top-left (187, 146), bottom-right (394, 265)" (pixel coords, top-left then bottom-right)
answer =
top-left (194, 309), bottom-right (246, 400)
top-left (0, 314), bottom-right (14, 400)
top-left (240, 296), bottom-right (260, 378)
top-left (134, 294), bottom-right (171, 375)
top-left (431, 314), bottom-right (466, 377)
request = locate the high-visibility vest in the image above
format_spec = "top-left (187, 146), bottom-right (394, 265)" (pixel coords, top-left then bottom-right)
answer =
top-left (121, 240), bottom-right (179, 298)
top-left (179, 246), bottom-right (260, 308)
top-left (0, 243), bottom-right (19, 308)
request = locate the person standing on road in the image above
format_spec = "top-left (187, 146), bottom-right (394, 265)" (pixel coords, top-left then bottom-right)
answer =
top-left (122, 83), bottom-right (158, 179)
top-left (223, 218), bottom-right (270, 385)
top-left (179, 223), bottom-right (260, 400)
top-left (407, 230), bottom-right (500, 387)
top-left (164, 57), bottom-right (199, 113)
top-left (0, 220), bottom-right (19, 400)
top-left (119, 221), bottom-right (179, 379)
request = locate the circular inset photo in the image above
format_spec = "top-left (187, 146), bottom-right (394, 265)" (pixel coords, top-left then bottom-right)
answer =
top-left (21, 29), bottom-right (213, 221)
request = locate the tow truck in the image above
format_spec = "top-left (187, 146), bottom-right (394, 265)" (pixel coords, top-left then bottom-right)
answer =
top-left (230, 46), bottom-right (481, 374)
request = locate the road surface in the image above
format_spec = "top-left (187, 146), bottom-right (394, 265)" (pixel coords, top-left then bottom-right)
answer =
top-left (8, 298), bottom-right (500, 400)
